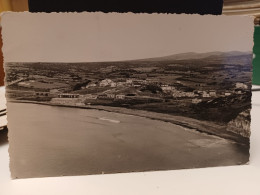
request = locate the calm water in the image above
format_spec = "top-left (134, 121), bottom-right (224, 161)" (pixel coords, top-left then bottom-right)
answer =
top-left (7, 102), bottom-right (249, 178)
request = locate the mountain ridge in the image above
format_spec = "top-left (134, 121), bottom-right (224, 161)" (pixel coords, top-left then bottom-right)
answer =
top-left (136, 51), bottom-right (252, 62)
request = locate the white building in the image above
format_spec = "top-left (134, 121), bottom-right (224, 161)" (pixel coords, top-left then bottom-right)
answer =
top-left (126, 79), bottom-right (133, 85)
top-left (100, 79), bottom-right (113, 87)
top-left (225, 92), bottom-right (231, 96)
top-left (116, 94), bottom-right (125, 99)
top-left (235, 82), bottom-right (248, 89)
top-left (85, 94), bottom-right (98, 99)
top-left (18, 81), bottom-right (30, 87)
top-left (209, 90), bottom-right (216, 97)
top-left (185, 92), bottom-right (195, 97)
top-left (86, 83), bottom-right (97, 88)
top-left (172, 91), bottom-right (183, 98)
top-left (161, 85), bottom-right (175, 92)
top-left (202, 93), bottom-right (210, 98)
top-left (192, 98), bottom-right (202, 104)
top-left (110, 82), bottom-right (116, 87)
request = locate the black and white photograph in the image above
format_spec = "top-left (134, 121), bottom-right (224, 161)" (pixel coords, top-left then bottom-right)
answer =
top-left (1, 13), bottom-right (254, 178)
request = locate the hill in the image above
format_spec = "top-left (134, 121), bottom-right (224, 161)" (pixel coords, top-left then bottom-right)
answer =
top-left (136, 51), bottom-right (252, 62)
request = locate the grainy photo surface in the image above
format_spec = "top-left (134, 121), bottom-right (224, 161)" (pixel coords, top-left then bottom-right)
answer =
top-left (1, 13), bottom-right (254, 178)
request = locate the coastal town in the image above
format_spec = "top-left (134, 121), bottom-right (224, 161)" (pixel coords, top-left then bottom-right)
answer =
top-left (5, 51), bottom-right (252, 138)
top-left (15, 77), bottom-right (248, 107)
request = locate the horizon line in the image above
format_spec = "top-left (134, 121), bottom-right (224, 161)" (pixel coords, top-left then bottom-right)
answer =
top-left (4, 50), bottom-right (252, 64)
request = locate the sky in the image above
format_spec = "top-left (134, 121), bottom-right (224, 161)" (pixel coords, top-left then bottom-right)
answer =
top-left (1, 12), bottom-right (254, 62)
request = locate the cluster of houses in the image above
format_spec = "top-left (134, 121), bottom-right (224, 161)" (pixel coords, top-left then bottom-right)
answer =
top-left (160, 84), bottom-right (230, 99)
top-left (53, 92), bottom-right (126, 100)
top-left (31, 78), bottom-right (249, 106)
top-left (84, 93), bottom-right (126, 100)
top-left (96, 94), bottom-right (126, 100)
top-left (86, 79), bottom-right (248, 96)
top-left (83, 78), bottom-right (148, 89)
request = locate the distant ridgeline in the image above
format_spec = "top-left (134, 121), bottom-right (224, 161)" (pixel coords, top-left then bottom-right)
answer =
top-left (5, 51), bottom-right (252, 139)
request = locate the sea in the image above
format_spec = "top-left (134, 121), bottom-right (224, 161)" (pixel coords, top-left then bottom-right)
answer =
top-left (7, 102), bottom-right (249, 178)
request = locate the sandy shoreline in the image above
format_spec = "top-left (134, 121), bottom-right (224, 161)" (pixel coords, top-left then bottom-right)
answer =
top-left (8, 100), bottom-right (249, 145)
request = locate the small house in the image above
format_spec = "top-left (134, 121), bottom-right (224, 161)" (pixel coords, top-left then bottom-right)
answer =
top-left (192, 98), bottom-right (202, 104)
top-left (116, 94), bottom-right (125, 99)
top-left (209, 90), bottom-right (216, 97)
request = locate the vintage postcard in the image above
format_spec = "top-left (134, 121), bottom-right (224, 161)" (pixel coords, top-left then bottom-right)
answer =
top-left (1, 13), bottom-right (254, 178)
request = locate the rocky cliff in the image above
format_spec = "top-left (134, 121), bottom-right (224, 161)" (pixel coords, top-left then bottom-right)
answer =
top-left (227, 109), bottom-right (251, 138)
